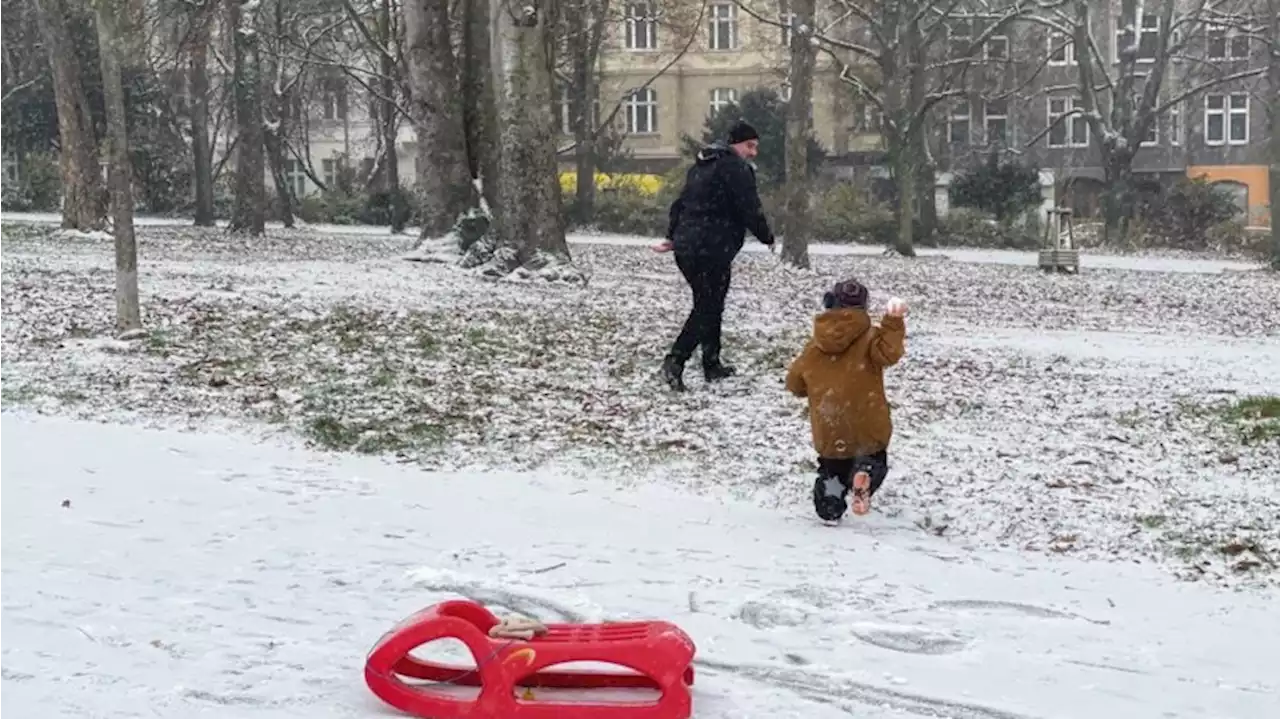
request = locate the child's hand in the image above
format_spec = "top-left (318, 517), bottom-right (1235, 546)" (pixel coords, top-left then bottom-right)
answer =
top-left (651, 240), bottom-right (674, 253)
top-left (885, 297), bottom-right (908, 317)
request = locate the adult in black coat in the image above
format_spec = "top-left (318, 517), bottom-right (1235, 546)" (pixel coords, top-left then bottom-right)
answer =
top-left (656, 120), bottom-right (775, 392)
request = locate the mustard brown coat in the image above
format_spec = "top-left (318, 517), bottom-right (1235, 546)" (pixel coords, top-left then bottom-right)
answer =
top-left (785, 309), bottom-right (906, 458)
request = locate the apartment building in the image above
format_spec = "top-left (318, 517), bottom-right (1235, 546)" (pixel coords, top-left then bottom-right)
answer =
top-left (931, 4), bottom-right (1271, 225)
top-left (580, 1), bottom-right (880, 171)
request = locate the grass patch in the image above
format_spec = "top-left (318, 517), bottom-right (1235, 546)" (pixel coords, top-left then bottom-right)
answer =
top-left (302, 414), bottom-right (451, 455)
top-left (1219, 395), bottom-right (1280, 445)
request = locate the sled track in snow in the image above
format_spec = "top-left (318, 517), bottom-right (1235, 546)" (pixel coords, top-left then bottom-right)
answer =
top-left (696, 658), bottom-right (1036, 719)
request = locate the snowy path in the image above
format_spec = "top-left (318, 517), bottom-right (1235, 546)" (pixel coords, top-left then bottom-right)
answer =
top-left (3, 413), bottom-right (1277, 718)
top-left (1, 211), bottom-right (1262, 275)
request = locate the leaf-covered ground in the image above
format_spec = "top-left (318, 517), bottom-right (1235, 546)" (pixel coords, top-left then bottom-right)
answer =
top-left (3, 221), bottom-right (1278, 588)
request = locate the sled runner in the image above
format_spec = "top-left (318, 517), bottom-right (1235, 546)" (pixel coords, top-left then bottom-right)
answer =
top-left (365, 599), bottom-right (696, 719)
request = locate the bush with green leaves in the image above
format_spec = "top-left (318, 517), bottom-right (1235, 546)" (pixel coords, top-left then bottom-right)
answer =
top-left (679, 87), bottom-right (825, 188)
top-left (949, 153), bottom-right (1041, 224)
top-left (1141, 177), bottom-right (1241, 250)
top-left (1, 152), bottom-right (62, 211)
top-left (937, 207), bottom-right (1039, 249)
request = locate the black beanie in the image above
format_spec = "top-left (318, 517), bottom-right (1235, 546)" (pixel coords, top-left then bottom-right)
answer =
top-left (822, 279), bottom-right (869, 310)
top-left (727, 120), bottom-right (759, 145)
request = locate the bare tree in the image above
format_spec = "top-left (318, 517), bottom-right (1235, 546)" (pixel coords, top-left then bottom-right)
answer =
top-left (781, 0), bottom-right (817, 269)
top-left (555, 1), bottom-right (704, 221)
top-left (93, 0), bottom-right (142, 333)
top-left (189, 0), bottom-right (216, 226)
top-left (797, 0), bottom-right (1035, 255)
top-left (226, 0), bottom-right (266, 234)
top-left (32, 0), bottom-right (104, 230)
top-left (481, 0), bottom-right (581, 280)
top-left (404, 0), bottom-right (474, 238)
top-left (1031, 0), bottom-right (1266, 243)
top-left (461, 0), bottom-right (500, 214)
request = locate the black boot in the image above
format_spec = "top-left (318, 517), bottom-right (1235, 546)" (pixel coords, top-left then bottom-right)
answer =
top-left (812, 473), bottom-right (850, 522)
top-left (661, 356), bottom-right (687, 392)
top-left (703, 362), bottom-right (737, 382)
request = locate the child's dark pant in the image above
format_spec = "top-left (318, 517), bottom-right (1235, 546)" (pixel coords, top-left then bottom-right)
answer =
top-left (818, 451), bottom-right (889, 495)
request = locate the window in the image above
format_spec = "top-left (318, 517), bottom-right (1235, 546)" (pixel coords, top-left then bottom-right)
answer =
top-left (708, 3), bottom-right (737, 50)
top-left (625, 88), bottom-right (657, 134)
top-left (284, 159), bottom-right (306, 198)
top-left (709, 88), bottom-right (737, 116)
top-left (322, 89), bottom-right (345, 120)
top-left (986, 34), bottom-right (1009, 61)
top-left (322, 158), bottom-right (339, 188)
top-left (1169, 100), bottom-right (1181, 145)
top-left (1116, 10), bottom-right (1160, 63)
top-left (1048, 97), bottom-right (1088, 147)
top-left (1048, 29), bottom-right (1075, 65)
top-left (948, 102), bottom-right (971, 144)
top-left (984, 98), bottom-right (1008, 145)
top-left (1207, 24), bottom-right (1249, 61)
top-left (1204, 93), bottom-right (1248, 145)
top-left (624, 3), bottom-right (657, 51)
top-left (948, 19), bottom-right (972, 58)
top-left (854, 101), bottom-right (880, 132)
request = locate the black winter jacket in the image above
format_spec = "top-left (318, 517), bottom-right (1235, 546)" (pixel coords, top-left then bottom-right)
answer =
top-left (665, 144), bottom-right (774, 261)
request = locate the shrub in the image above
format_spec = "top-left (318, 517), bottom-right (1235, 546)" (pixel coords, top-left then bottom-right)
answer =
top-left (1, 152), bottom-right (62, 211)
top-left (936, 207), bottom-right (1039, 249)
top-left (810, 182), bottom-right (896, 244)
top-left (950, 153), bottom-right (1041, 223)
top-left (1142, 177), bottom-right (1239, 250)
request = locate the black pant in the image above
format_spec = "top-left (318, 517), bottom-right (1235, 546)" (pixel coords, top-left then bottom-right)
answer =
top-left (818, 452), bottom-right (889, 496)
top-left (667, 251), bottom-right (733, 368)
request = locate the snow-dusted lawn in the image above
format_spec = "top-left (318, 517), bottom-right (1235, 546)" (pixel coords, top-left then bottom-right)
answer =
top-left (3, 413), bottom-right (1278, 718)
top-left (2, 219), bottom-right (1278, 591)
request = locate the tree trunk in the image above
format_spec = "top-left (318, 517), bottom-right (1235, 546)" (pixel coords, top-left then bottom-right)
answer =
top-left (380, 0), bottom-right (405, 232)
top-left (1101, 153), bottom-right (1135, 246)
top-left (780, 0), bottom-right (816, 269)
top-left (1269, 0), bottom-right (1280, 268)
top-left (484, 0), bottom-right (579, 280)
top-left (263, 0), bottom-right (293, 228)
top-left (915, 129), bottom-right (937, 240)
top-left (405, 0), bottom-right (474, 238)
top-left (263, 125), bottom-right (294, 227)
top-left (33, 0), bottom-right (104, 230)
top-left (226, 0), bottom-right (265, 234)
top-left (567, 5), bottom-right (597, 224)
top-left (891, 136), bottom-right (917, 257)
top-left (461, 0), bottom-right (499, 214)
top-left (190, 0), bottom-right (215, 226)
top-left (94, 0), bottom-right (142, 334)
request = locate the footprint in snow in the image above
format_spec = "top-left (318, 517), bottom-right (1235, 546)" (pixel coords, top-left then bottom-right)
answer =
top-left (850, 623), bottom-right (971, 655)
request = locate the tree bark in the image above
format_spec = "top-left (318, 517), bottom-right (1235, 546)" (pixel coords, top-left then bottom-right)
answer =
top-left (226, 0), bottom-right (265, 234)
top-left (189, 0), bottom-right (215, 226)
top-left (484, 0), bottom-right (579, 279)
top-left (379, 0), bottom-right (405, 232)
top-left (565, 2), bottom-right (600, 224)
top-left (263, 0), bottom-right (293, 227)
top-left (33, 0), bottom-right (104, 230)
top-left (780, 0), bottom-right (816, 269)
top-left (94, 0), bottom-right (142, 333)
top-left (1269, 0), bottom-right (1280, 268)
top-left (461, 0), bottom-right (500, 214)
top-left (404, 0), bottom-right (474, 238)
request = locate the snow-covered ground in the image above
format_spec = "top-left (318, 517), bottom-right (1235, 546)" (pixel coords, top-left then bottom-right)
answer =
top-left (1, 210), bottom-right (1265, 274)
top-left (2, 219), bottom-right (1278, 589)
top-left (3, 412), bottom-right (1279, 719)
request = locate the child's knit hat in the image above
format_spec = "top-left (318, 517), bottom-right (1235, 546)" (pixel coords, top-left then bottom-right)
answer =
top-left (822, 279), bottom-right (869, 310)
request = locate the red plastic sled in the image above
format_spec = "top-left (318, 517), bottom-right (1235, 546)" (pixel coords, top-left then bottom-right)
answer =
top-left (364, 599), bottom-right (696, 719)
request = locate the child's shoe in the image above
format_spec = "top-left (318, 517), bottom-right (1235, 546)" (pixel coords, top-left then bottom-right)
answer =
top-left (850, 470), bottom-right (872, 515)
top-left (813, 474), bottom-right (849, 521)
